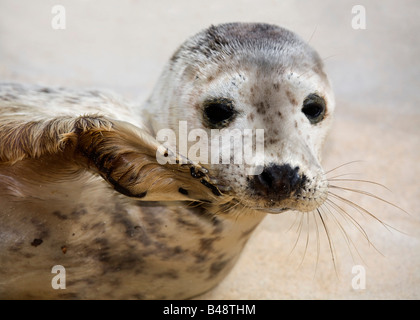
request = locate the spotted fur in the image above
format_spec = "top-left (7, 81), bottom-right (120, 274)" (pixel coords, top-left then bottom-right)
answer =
top-left (0, 23), bottom-right (334, 299)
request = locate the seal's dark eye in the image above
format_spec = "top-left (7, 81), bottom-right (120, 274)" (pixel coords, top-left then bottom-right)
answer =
top-left (203, 98), bottom-right (237, 129)
top-left (302, 93), bottom-right (326, 124)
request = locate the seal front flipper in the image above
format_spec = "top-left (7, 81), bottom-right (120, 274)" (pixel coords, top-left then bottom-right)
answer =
top-left (0, 114), bottom-right (221, 203)
top-left (73, 118), bottom-right (222, 202)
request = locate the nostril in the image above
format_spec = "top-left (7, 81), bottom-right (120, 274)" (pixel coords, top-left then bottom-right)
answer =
top-left (252, 164), bottom-right (302, 200)
top-left (258, 169), bottom-right (275, 188)
top-left (288, 166), bottom-right (301, 190)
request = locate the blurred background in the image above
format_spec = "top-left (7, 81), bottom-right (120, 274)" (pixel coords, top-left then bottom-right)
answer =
top-left (1, 0), bottom-right (419, 299)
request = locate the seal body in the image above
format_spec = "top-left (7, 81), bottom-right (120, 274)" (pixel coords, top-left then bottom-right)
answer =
top-left (0, 23), bottom-right (334, 299)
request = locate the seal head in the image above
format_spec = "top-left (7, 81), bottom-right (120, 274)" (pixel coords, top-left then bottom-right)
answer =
top-left (144, 22), bottom-right (335, 214)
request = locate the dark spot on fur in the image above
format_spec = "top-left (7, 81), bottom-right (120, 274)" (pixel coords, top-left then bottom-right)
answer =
top-left (89, 236), bottom-right (146, 274)
top-left (286, 89), bottom-right (298, 105)
top-left (97, 250), bottom-right (111, 263)
top-left (52, 210), bottom-right (68, 220)
top-left (38, 87), bottom-right (52, 93)
top-left (266, 137), bottom-right (279, 146)
top-left (153, 244), bottom-right (186, 261)
top-left (155, 270), bottom-right (179, 280)
top-left (31, 238), bottom-right (43, 247)
top-left (71, 208), bottom-right (87, 218)
top-left (114, 215), bottom-right (151, 245)
top-left (30, 218), bottom-right (50, 239)
top-left (173, 246), bottom-right (183, 255)
top-left (113, 204), bottom-right (154, 246)
top-left (90, 222), bottom-right (106, 231)
top-left (141, 211), bottom-right (164, 234)
top-left (200, 237), bottom-right (220, 252)
top-left (186, 204), bottom-right (223, 234)
top-left (177, 217), bottom-right (199, 229)
top-left (212, 219), bottom-right (224, 234)
top-left (94, 237), bottom-right (109, 247)
top-left (255, 101), bottom-right (270, 115)
top-left (194, 253), bottom-right (209, 263)
top-left (208, 259), bottom-right (231, 279)
top-left (273, 83), bottom-right (280, 91)
top-left (178, 187), bottom-right (189, 195)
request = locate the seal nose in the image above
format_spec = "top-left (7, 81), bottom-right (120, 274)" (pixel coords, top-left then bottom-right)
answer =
top-left (252, 164), bottom-right (303, 200)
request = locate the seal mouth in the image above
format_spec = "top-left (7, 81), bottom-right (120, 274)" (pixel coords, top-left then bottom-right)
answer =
top-left (256, 207), bottom-right (290, 214)
top-left (213, 184), bottom-right (326, 214)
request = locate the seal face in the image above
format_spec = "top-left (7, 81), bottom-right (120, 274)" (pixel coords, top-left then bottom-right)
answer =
top-left (145, 22), bottom-right (335, 214)
top-left (0, 22), bottom-right (335, 299)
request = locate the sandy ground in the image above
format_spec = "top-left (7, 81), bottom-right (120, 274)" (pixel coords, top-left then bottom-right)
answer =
top-left (1, 0), bottom-right (419, 299)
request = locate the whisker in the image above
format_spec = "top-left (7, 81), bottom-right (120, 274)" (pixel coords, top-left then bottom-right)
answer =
top-left (307, 25), bottom-right (318, 44)
top-left (286, 211), bottom-right (301, 233)
top-left (327, 191), bottom-right (398, 233)
top-left (311, 210), bottom-right (321, 278)
top-left (323, 199), bottom-right (378, 263)
top-left (324, 160), bottom-right (365, 175)
top-left (317, 208), bottom-right (339, 277)
top-left (322, 201), bottom-right (358, 263)
top-left (329, 185), bottom-right (408, 215)
top-left (328, 179), bottom-right (392, 192)
top-left (297, 211), bottom-right (311, 269)
top-left (211, 198), bottom-right (242, 218)
top-left (324, 172), bottom-right (361, 180)
top-left (289, 212), bottom-right (305, 259)
top-left (325, 198), bottom-right (370, 242)
top-left (186, 201), bottom-right (203, 208)
top-left (329, 198), bottom-right (385, 258)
